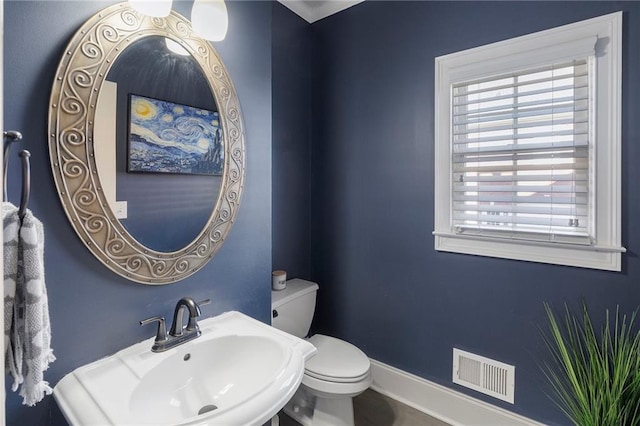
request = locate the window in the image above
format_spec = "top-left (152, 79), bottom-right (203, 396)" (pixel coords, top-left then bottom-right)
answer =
top-left (434, 13), bottom-right (624, 271)
top-left (452, 60), bottom-right (591, 243)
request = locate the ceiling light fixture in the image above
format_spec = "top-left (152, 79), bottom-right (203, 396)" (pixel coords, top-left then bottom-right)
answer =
top-left (128, 0), bottom-right (173, 18)
top-left (128, 0), bottom-right (228, 42)
top-left (164, 38), bottom-right (190, 56)
top-left (191, 0), bottom-right (229, 42)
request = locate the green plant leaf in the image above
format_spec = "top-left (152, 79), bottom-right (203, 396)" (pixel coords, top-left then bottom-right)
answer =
top-left (540, 302), bottom-right (640, 426)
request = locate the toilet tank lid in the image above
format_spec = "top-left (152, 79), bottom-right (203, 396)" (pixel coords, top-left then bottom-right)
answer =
top-left (272, 278), bottom-right (319, 309)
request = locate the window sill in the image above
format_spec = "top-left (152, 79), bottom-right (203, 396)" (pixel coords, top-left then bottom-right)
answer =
top-left (433, 231), bottom-right (624, 271)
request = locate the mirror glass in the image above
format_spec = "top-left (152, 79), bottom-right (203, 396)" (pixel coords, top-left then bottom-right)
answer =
top-left (95, 36), bottom-right (221, 252)
top-left (48, 3), bottom-right (245, 284)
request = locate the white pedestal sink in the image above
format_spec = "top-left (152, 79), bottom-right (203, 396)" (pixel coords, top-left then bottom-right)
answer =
top-left (54, 311), bottom-right (316, 425)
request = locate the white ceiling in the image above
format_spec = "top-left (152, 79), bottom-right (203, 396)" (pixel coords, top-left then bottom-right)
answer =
top-left (277, 0), bottom-right (365, 23)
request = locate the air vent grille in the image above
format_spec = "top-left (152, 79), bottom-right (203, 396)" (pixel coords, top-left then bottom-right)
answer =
top-left (453, 348), bottom-right (515, 404)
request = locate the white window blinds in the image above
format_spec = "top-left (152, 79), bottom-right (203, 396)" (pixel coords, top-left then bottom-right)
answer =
top-left (451, 59), bottom-right (592, 242)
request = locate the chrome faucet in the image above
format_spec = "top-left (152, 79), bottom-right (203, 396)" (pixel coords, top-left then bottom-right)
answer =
top-left (170, 297), bottom-right (203, 336)
top-left (140, 297), bottom-right (211, 352)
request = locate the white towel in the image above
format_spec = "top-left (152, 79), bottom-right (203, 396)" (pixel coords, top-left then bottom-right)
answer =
top-left (4, 204), bottom-right (55, 406)
top-left (4, 202), bottom-right (21, 383)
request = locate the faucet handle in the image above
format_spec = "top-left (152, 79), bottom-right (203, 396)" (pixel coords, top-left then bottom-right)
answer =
top-left (197, 299), bottom-right (211, 308)
top-left (140, 316), bottom-right (168, 343)
top-left (185, 299), bottom-right (210, 332)
top-left (193, 299), bottom-right (211, 318)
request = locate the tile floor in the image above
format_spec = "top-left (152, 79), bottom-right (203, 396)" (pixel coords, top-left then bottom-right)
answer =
top-left (278, 389), bottom-right (451, 426)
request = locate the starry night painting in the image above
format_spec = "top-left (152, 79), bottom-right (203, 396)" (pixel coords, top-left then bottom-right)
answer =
top-left (127, 94), bottom-right (223, 175)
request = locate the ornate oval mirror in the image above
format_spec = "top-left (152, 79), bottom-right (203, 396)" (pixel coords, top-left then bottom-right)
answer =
top-left (48, 3), bottom-right (245, 284)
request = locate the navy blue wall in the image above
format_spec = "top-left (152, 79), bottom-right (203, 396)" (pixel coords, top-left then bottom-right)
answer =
top-left (272, 3), bottom-right (312, 280)
top-left (309, 2), bottom-right (640, 425)
top-left (4, 1), bottom-right (271, 424)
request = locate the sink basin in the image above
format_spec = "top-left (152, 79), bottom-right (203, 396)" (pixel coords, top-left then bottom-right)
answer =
top-left (54, 311), bottom-right (316, 425)
top-left (129, 336), bottom-right (286, 423)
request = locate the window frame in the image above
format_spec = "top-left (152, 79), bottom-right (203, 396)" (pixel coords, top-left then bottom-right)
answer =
top-left (434, 12), bottom-right (624, 271)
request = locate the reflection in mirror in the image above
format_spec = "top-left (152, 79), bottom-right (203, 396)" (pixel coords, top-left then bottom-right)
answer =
top-left (95, 36), bottom-right (221, 252)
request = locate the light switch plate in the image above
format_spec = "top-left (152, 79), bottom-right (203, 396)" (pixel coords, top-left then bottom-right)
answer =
top-left (114, 201), bottom-right (127, 219)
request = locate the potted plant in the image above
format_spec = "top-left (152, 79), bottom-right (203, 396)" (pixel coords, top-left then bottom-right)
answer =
top-left (540, 302), bottom-right (640, 426)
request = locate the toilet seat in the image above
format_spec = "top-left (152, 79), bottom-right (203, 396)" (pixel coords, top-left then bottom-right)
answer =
top-left (305, 334), bottom-right (370, 383)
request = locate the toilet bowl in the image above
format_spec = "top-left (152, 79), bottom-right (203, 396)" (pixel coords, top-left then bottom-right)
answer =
top-left (272, 279), bottom-right (371, 426)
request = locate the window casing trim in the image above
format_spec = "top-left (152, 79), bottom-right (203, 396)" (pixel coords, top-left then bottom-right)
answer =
top-left (434, 12), bottom-right (623, 271)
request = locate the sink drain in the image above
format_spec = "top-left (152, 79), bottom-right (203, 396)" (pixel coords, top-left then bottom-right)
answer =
top-left (198, 405), bottom-right (218, 415)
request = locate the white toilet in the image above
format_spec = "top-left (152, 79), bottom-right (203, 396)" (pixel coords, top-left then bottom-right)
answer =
top-left (271, 278), bottom-right (371, 426)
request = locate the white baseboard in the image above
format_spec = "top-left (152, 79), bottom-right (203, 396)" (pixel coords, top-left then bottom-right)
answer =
top-left (369, 359), bottom-right (546, 426)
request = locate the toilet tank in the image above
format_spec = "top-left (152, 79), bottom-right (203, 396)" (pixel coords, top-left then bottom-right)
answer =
top-left (271, 278), bottom-right (319, 338)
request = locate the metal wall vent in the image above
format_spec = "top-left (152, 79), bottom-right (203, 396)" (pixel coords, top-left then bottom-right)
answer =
top-left (452, 348), bottom-right (515, 404)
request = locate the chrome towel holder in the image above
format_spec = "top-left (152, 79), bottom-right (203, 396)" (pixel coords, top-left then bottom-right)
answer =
top-left (3, 130), bottom-right (31, 220)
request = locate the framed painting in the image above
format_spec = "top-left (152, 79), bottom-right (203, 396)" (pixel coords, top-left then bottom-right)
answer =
top-left (127, 94), bottom-right (223, 175)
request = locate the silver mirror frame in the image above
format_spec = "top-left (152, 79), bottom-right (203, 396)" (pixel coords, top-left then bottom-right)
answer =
top-left (48, 3), bottom-right (245, 284)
